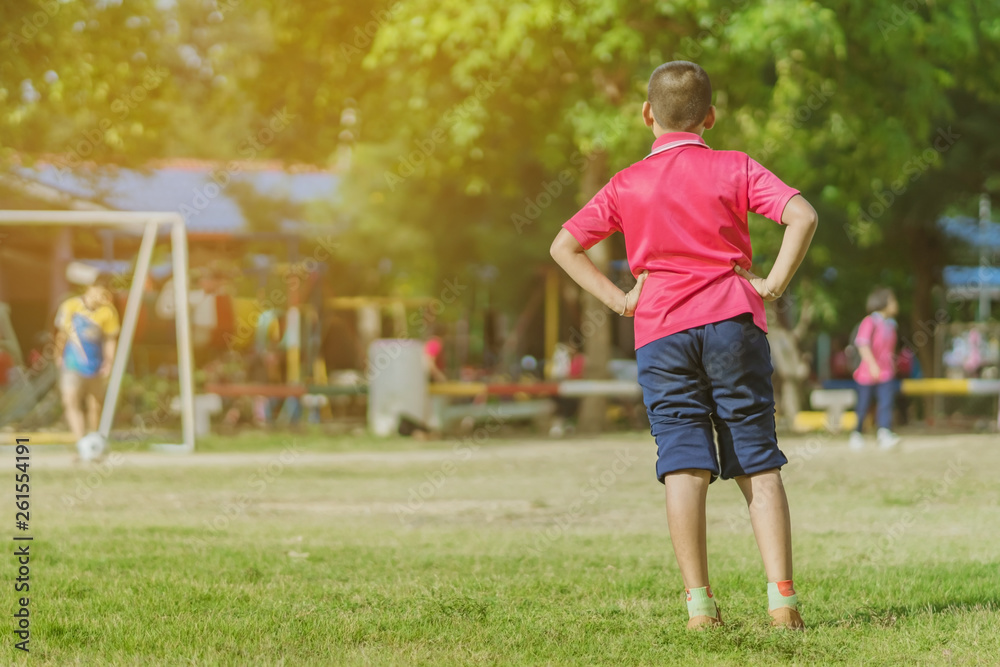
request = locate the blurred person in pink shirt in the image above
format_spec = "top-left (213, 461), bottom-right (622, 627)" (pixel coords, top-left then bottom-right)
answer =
top-left (849, 287), bottom-right (900, 450)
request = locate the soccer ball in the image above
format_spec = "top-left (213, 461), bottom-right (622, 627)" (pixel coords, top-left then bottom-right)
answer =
top-left (76, 432), bottom-right (108, 462)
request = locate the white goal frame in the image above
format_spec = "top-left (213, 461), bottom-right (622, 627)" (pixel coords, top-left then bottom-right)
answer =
top-left (0, 211), bottom-right (195, 452)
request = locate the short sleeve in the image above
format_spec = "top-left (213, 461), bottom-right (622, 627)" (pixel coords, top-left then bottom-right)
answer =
top-left (747, 157), bottom-right (800, 224)
top-left (855, 317), bottom-right (874, 347)
top-left (100, 305), bottom-right (121, 337)
top-left (562, 180), bottom-right (622, 249)
top-left (55, 299), bottom-right (76, 330)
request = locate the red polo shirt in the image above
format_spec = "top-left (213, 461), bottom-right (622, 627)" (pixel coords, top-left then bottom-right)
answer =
top-left (563, 132), bottom-right (799, 349)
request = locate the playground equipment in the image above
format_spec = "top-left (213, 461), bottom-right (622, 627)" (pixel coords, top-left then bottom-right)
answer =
top-left (802, 388), bottom-right (858, 433)
top-left (0, 210), bottom-right (196, 451)
top-left (426, 379), bottom-right (641, 432)
top-left (0, 303), bottom-right (23, 365)
top-left (427, 379), bottom-right (642, 398)
top-left (0, 302), bottom-right (53, 429)
top-left (0, 363), bottom-right (58, 428)
top-left (805, 378), bottom-right (1000, 433)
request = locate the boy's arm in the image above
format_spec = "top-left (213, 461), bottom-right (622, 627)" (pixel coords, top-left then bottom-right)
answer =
top-left (101, 337), bottom-right (117, 377)
top-left (857, 344), bottom-right (880, 376)
top-left (549, 229), bottom-right (647, 316)
top-left (53, 330), bottom-right (66, 369)
top-left (99, 308), bottom-right (121, 377)
top-left (734, 194), bottom-right (818, 300)
top-left (53, 305), bottom-right (67, 369)
top-left (854, 317), bottom-right (880, 376)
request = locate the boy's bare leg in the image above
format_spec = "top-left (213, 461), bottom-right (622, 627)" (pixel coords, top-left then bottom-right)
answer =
top-left (85, 392), bottom-right (102, 434)
top-left (736, 469), bottom-right (803, 628)
top-left (61, 387), bottom-right (86, 441)
top-left (735, 469), bottom-right (792, 581)
top-left (663, 469), bottom-right (712, 588)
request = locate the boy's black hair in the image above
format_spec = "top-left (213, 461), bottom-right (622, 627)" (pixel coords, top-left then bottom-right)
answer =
top-left (647, 61), bottom-right (713, 132)
top-left (866, 287), bottom-right (895, 313)
top-left (92, 273), bottom-right (113, 290)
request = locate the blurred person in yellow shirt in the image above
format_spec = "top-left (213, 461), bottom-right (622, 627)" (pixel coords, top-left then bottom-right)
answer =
top-left (54, 274), bottom-right (120, 442)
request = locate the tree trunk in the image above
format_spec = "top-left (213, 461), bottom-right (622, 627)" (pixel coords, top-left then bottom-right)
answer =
top-left (909, 223), bottom-right (941, 376)
top-left (50, 228), bottom-right (73, 317)
top-left (577, 150), bottom-right (611, 433)
top-left (909, 222), bottom-right (942, 422)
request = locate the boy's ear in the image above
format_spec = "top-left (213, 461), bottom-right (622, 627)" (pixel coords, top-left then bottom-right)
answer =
top-left (641, 101), bottom-right (656, 129)
top-left (703, 105), bottom-right (717, 130)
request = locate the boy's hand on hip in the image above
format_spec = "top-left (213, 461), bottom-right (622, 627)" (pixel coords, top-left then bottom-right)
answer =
top-left (733, 265), bottom-right (781, 302)
top-left (620, 271), bottom-right (649, 317)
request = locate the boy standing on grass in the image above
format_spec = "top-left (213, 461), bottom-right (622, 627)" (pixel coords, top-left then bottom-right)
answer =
top-left (550, 61), bottom-right (817, 630)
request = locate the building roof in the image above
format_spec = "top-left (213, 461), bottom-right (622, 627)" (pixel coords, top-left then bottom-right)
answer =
top-left (938, 215), bottom-right (1000, 250)
top-left (11, 159), bottom-right (340, 235)
top-left (942, 265), bottom-right (1000, 289)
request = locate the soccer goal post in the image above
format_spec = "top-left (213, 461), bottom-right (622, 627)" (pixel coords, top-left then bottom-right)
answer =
top-left (0, 210), bottom-right (196, 452)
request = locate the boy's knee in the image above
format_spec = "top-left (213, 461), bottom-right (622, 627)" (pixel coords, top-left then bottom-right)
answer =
top-left (735, 468), bottom-right (784, 484)
top-left (61, 390), bottom-right (81, 409)
top-left (663, 468), bottom-right (713, 483)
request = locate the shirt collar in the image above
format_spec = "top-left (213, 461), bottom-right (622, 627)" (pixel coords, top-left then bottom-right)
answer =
top-left (644, 132), bottom-right (709, 159)
top-left (870, 312), bottom-right (897, 327)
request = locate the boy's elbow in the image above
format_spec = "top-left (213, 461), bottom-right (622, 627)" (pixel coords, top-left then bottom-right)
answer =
top-left (549, 230), bottom-right (580, 263)
top-left (786, 199), bottom-right (818, 231)
top-left (804, 203), bottom-right (819, 228)
top-left (800, 210), bottom-right (819, 232)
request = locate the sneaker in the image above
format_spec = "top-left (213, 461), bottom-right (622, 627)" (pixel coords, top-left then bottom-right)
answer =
top-left (769, 606), bottom-right (805, 630)
top-left (686, 606), bottom-right (723, 630)
top-left (848, 431), bottom-right (865, 450)
top-left (877, 428), bottom-right (900, 449)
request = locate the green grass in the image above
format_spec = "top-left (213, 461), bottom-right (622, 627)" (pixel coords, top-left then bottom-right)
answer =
top-left (195, 427), bottom-right (416, 454)
top-left (5, 432), bottom-right (1000, 665)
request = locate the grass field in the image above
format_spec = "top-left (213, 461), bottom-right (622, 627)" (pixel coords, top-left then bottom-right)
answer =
top-left (4, 429), bottom-right (1000, 665)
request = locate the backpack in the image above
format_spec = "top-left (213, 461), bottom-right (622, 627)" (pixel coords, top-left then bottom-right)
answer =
top-left (844, 321), bottom-right (863, 373)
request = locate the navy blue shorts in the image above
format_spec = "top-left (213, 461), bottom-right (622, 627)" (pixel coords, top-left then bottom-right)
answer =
top-left (636, 313), bottom-right (786, 483)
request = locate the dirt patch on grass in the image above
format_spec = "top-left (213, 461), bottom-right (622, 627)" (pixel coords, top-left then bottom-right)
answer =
top-left (26, 433), bottom-right (997, 475)
top-left (28, 439), bottom-right (630, 470)
top-left (257, 499), bottom-right (535, 516)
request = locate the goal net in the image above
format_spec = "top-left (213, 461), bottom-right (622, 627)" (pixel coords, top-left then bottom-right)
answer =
top-left (0, 211), bottom-right (195, 452)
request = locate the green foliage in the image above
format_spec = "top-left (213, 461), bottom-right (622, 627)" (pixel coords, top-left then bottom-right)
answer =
top-left (0, 0), bottom-right (269, 166)
top-left (4, 0), bottom-right (1000, 329)
top-left (322, 0), bottom-right (1000, 324)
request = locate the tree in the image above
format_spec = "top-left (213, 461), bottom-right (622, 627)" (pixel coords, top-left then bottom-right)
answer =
top-left (7, 0), bottom-right (1000, 384)
top-left (0, 0), bottom-right (273, 168)
top-left (345, 0), bottom-right (1000, 374)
